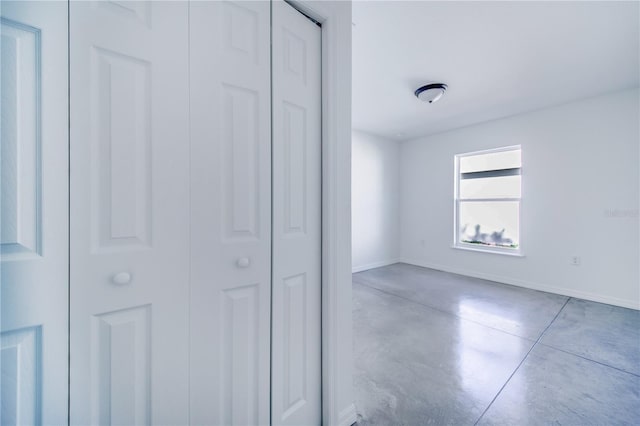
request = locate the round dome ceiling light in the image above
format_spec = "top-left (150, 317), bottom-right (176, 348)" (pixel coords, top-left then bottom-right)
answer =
top-left (415, 83), bottom-right (448, 104)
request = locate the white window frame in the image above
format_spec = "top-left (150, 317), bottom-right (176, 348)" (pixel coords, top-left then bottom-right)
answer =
top-left (453, 145), bottom-right (523, 256)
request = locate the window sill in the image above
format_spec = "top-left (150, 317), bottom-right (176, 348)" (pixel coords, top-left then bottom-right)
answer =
top-left (451, 244), bottom-right (525, 257)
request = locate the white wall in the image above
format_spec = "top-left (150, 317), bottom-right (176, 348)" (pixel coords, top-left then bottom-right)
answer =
top-left (400, 88), bottom-right (640, 309)
top-left (352, 130), bottom-right (400, 272)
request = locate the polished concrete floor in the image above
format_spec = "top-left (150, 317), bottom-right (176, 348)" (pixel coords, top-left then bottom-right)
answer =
top-left (353, 263), bottom-right (640, 425)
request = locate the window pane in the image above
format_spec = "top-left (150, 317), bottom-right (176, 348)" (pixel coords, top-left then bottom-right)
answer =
top-left (459, 201), bottom-right (519, 248)
top-left (459, 175), bottom-right (521, 199)
top-left (459, 149), bottom-right (521, 173)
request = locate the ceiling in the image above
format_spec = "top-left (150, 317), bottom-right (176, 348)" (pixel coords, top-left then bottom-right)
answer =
top-left (352, 1), bottom-right (640, 141)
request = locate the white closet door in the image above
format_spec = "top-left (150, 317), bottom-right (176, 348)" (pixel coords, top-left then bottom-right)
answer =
top-left (69, 1), bottom-right (190, 424)
top-left (189, 1), bottom-right (272, 425)
top-left (0, 2), bottom-right (68, 424)
top-left (271, 2), bottom-right (323, 425)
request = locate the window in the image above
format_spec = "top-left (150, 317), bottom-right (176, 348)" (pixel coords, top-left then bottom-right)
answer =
top-left (454, 146), bottom-right (521, 254)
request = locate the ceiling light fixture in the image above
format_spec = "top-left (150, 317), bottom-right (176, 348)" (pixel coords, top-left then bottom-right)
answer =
top-left (415, 83), bottom-right (447, 104)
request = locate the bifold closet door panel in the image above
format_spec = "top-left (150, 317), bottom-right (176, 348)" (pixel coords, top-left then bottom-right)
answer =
top-left (189, 1), bottom-right (272, 425)
top-left (70, 2), bottom-right (190, 425)
top-left (271, 1), bottom-right (323, 425)
top-left (0, 2), bottom-right (69, 424)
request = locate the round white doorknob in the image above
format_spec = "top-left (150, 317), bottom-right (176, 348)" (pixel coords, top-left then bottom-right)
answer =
top-left (112, 272), bottom-right (132, 285)
top-left (236, 257), bottom-right (251, 268)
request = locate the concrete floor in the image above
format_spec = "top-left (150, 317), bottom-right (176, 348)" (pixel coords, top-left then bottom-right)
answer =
top-left (353, 263), bottom-right (640, 425)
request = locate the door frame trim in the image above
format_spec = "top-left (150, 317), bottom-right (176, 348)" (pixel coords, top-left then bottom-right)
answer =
top-left (284, 2), bottom-right (355, 425)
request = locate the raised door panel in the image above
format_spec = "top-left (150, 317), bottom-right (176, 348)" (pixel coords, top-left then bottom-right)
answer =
top-left (99, 0), bottom-right (151, 27)
top-left (221, 84), bottom-right (261, 241)
top-left (189, 1), bottom-right (271, 424)
top-left (91, 305), bottom-right (151, 425)
top-left (0, 327), bottom-right (41, 425)
top-left (0, 18), bottom-right (40, 258)
top-left (0, 2), bottom-right (69, 425)
top-left (271, 2), bottom-right (323, 425)
top-left (220, 285), bottom-right (261, 425)
top-left (91, 47), bottom-right (152, 250)
top-left (281, 273), bottom-right (308, 417)
top-left (70, 2), bottom-right (190, 424)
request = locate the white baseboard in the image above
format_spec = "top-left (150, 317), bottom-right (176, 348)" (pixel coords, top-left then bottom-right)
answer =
top-left (352, 258), bottom-right (400, 273)
top-left (400, 257), bottom-right (640, 310)
top-left (337, 402), bottom-right (358, 426)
